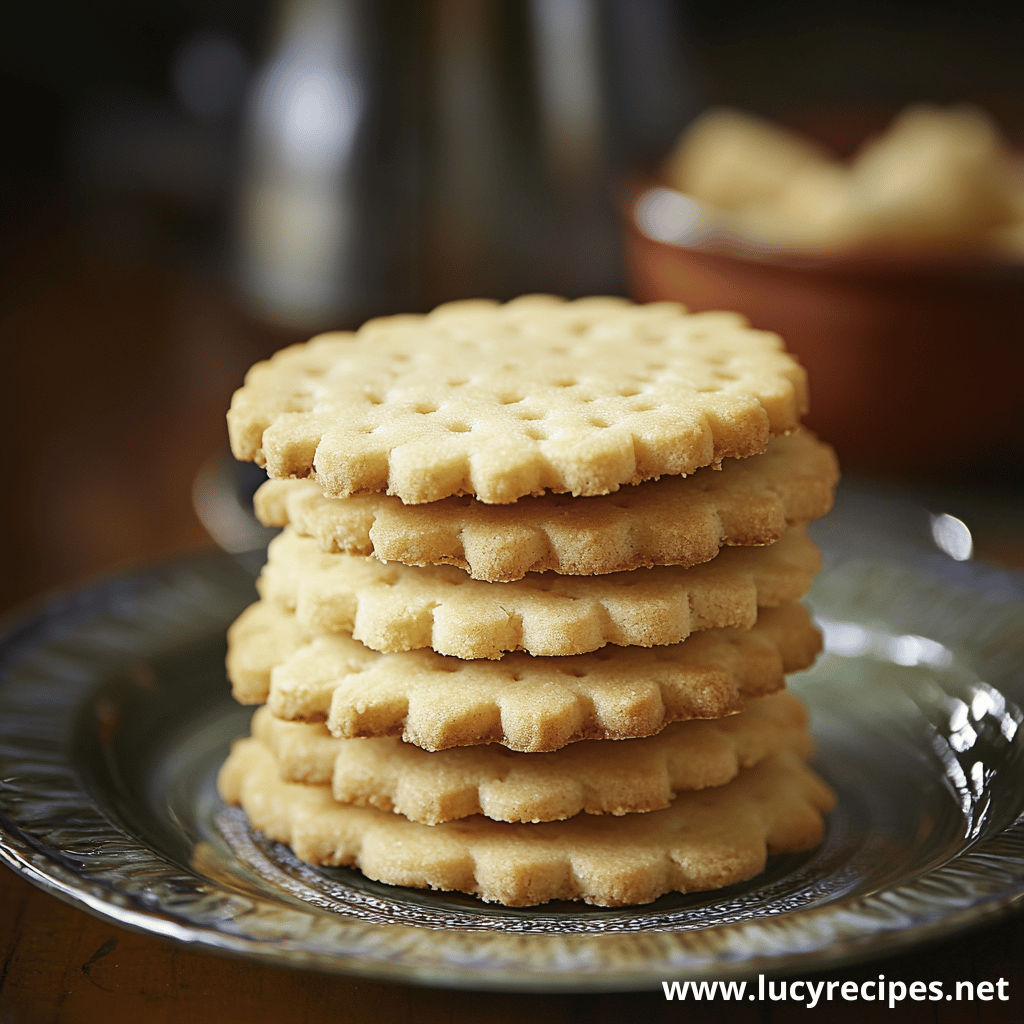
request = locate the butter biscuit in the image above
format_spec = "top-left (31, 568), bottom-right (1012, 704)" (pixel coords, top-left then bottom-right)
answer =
top-left (257, 526), bottom-right (820, 659)
top-left (238, 601), bottom-right (822, 751)
top-left (251, 690), bottom-right (813, 823)
top-left (254, 430), bottom-right (838, 581)
top-left (218, 739), bottom-right (835, 906)
top-left (228, 296), bottom-right (808, 505)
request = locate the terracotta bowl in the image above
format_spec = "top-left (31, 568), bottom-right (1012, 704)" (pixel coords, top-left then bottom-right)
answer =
top-left (624, 184), bottom-right (1024, 480)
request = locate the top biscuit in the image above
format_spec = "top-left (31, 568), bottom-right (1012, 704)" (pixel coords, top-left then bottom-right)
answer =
top-left (228, 296), bottom-right (808, 504)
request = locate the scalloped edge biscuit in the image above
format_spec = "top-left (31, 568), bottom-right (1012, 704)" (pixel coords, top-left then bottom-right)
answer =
top-left (254, 430), bottom-right (838, 582)
top-left (218, 740), bottom-right (835, 906)
top-left (242, 601), bottom-right (822, 751)
top-left (257, 526), bottom-right (820, 659)
top-left (256, 428), bottom-right (839, 581)
top-left (226, 598), bottom-right (313, 704)
top-left (251, 690), bottom-right (813, 823)
top-left (228, 296), bottom-right (808, 504)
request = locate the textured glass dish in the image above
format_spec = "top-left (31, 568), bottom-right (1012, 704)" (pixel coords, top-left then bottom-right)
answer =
top-left (1, 487), bottom-right (1023, 992)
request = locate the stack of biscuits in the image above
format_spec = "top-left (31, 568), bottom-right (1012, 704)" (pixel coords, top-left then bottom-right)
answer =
top-left (218, 295), bottom-right (839, 907)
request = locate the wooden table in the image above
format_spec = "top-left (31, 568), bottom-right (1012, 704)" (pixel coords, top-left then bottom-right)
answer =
top-left (2, 866), bottom-right (1022, 1023)
top-left (2, 226), bottom-right (1023, 1024)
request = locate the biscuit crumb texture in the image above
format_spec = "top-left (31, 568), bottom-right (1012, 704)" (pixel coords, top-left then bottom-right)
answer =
top-left (257, 526), bottom-right (820, 659)
top-left (252, 691), bottom-right (813, 824)
top-left (254, 429), bottom-right (838, 581)
top-left (228, 296), bottom-right (808, 504)
top-left (218, 740), bottom-right (835, 906)
top-left (228, 599), bottom-right (821, 751)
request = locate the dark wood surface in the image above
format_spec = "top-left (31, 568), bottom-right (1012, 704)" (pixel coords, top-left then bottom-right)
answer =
top-left (2, 224), bottom-right (1023, 1023)
top-left (2, 866), bottom-right (1023, 1023)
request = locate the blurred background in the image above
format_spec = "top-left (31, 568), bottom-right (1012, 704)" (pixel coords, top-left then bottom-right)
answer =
top-left (2, 0), bottom-right (1024, 616)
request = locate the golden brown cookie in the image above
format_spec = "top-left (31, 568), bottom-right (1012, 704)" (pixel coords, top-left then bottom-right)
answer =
top-left (218, 739), bottom-right (835, 906)
top-left (240, 600), bottom-right (821, 751)
top-left (254, 430), bottom-right (838, 582)
top-left (228, 296), bottom-right (808, 504)
top-left (665, 106), bottom-right (833, 212)
top-left (257, 526), bottom-right (820, 659)
top-left (225, 599), bottom-right (312, 704)
top-left (251, 690), bottom-right (813, 823)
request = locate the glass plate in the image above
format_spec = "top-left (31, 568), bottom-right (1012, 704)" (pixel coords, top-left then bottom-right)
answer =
top-left (1, 487), bottom-right (1023, 992)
